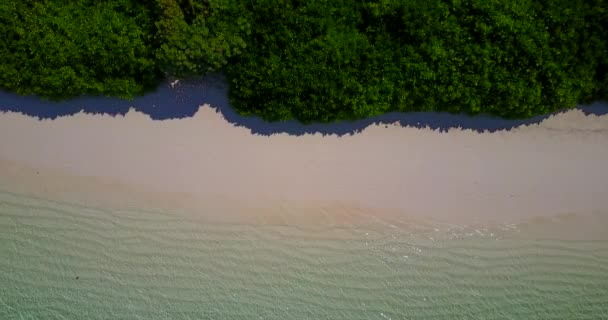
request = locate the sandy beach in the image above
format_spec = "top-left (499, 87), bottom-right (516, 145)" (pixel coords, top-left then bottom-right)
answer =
top-left (1, 102), bottom-right (608, 227)
top-left (2, 101), bottom-right (608, 319)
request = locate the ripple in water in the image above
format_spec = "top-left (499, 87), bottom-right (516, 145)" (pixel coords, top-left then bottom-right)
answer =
top-left (1, 191), bottom-right (607, 319)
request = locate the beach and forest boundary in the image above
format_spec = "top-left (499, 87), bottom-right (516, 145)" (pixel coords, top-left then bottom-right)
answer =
top-left (1, 0), bottom-right (606, 122)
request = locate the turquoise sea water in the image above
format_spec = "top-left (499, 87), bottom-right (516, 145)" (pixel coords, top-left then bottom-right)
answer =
top-left (1, 190), bottom-right (607, 319)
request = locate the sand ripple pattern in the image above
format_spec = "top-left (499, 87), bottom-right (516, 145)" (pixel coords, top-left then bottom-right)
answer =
top-left (1, 191), bottom-right (607, 320)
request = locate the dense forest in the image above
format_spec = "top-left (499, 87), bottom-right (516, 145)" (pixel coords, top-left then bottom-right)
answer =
top-left (1, 0), bottom-right (606, 121)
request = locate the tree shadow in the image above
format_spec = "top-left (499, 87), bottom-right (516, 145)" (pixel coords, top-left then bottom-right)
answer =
top-left (1, 74), bottom-right (606, 136)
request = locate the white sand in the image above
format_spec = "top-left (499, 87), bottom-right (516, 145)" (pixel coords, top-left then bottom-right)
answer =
top-left (1, 105), bottom-right (608, 225)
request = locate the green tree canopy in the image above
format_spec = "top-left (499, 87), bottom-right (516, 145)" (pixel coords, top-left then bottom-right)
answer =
top-left (225, 0), bottom-right (608, 122)
top-left (0, 0), bottom-right (158, 99)
top-left (154, 0), bottom-right (251, 77)
top-left (0, 0), bottom-right (606, 120)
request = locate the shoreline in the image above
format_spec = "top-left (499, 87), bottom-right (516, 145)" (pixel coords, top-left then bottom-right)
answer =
top-left (1, 104), bottom-right (607, 231)
top-left (2, 153), bottom-right (608, 241)
top-left (2, 78), bottom-right (607, 136)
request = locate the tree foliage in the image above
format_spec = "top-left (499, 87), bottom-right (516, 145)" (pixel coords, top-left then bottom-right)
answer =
top-left (226, 0), bottom-right (608, 121)
top-left (0, 0), bottom-right (606, 120)
top-left (0, 0), bottom-right (158, 99)
top-left (154, 0), bottom-right (251, 77)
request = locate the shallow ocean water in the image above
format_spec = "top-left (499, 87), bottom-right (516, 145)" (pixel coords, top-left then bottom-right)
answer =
top-left (1, 190), bottom-right (607, 320)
